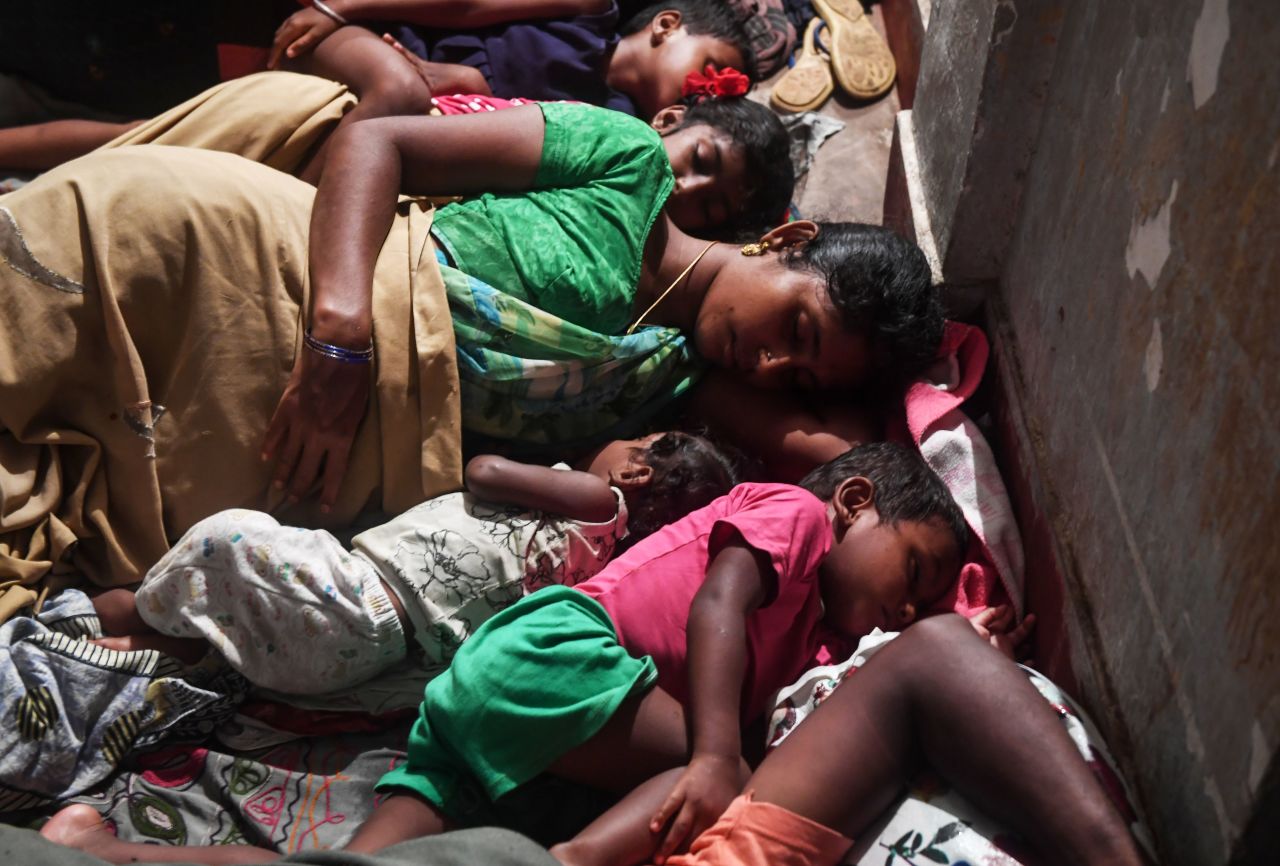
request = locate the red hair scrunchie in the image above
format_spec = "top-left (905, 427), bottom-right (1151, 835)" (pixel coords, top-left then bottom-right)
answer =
top-left (681, 64), bottom-right (751, 101)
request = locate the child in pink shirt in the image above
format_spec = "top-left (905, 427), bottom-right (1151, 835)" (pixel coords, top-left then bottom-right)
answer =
top-left (574, 481), bottom-right (848, 723)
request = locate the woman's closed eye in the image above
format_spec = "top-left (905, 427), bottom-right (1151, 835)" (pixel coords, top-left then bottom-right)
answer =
top-left (794, 310), bottom-right (823, 360)
top-left (693, 143), bottom-right (707, 174)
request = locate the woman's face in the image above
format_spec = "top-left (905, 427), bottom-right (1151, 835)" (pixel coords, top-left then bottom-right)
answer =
top-left (693, 253), bottom-right (872, 391)
top-left (660, 122), bottom-right (749, 233)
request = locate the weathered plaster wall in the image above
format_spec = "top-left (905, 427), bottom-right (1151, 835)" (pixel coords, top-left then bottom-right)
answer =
top-left (993, 0), bottom-right (1279, 861)
top-left (913, 0), bottom-right (1066, 283)
top-left (912, 0), bottom-right (994, 259)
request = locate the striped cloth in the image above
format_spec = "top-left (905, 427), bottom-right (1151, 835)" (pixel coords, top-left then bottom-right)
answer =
top-left (0, 589), bottom-right (247, 812)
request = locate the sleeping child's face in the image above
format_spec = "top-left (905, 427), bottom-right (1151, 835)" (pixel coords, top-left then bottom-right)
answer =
top-left (817, 477), bottom-right (963, 638)
top-left (657, 118), bottom-right (749, 233)
top-left (575, 433), bottom-right (663, 485)
top-left (626, 15), bottom-right (746, 117)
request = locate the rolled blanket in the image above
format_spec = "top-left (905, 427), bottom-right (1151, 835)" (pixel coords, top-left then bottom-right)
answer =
top-left (0, 145), bottom-right (461, 617)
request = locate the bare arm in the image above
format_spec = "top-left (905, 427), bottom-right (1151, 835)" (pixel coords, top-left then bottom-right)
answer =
top-left (261, 108), bottom-right (546, 506)
top-left (307, 108), bottom-right (545, 345)
top-left (465, 455), bottom-right (620, 522)
top-left (271, 1), bottom-right (611, 67)
top-left (650, 539), bottom-right (772, 859)
top-left (687, 370), bottom-right (884, 482)
top-left (686, 541), bottom-right (770, 759)
top-left (329, 0), bottom-right (610, 27)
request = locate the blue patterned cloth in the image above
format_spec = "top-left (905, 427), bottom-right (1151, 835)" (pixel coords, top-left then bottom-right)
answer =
top-left (0, 589), bottom-right (246, 813)
top-left (442, 252), bottom-right (706, 451)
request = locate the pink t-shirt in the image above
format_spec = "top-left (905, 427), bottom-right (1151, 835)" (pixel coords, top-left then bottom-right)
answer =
top-left (575, 483), bottom-right (845, 721)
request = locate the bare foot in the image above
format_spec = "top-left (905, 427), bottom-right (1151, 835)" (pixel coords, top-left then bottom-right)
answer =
top-left (40, 804), bottom-right (116, 849)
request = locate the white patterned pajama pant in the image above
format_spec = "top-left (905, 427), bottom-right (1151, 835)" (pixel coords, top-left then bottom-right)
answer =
top-left (135, 509), bottom-right (406, 694)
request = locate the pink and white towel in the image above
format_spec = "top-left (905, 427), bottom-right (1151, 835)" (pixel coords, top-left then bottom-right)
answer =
top-left (905, 322), bottom-right (1026, 617)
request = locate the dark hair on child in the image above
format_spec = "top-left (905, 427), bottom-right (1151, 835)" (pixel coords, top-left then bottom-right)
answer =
top-left (620, 1), bottom-right (759, 80)
top-left (623, 431), bottom-right (740, 545)
top-left (782, 223), bottom-right (942, 382)
top-left (676, 95), bottom-right (794, 239)
top-left (799, 442), bottom-right (969, 552)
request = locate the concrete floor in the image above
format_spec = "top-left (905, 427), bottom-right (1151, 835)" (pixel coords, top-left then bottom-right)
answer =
top-left (758, 5), bottom-right (899, 225)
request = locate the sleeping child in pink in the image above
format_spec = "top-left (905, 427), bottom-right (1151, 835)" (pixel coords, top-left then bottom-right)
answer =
top-left (575, 480), bottom-right (843, 722)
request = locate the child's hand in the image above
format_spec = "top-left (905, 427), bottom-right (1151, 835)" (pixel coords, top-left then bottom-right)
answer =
top-left (270, 8), bottom-right (342, 69)
top-left (382, 32), bottom-right (415, 62)
top-left (648, 753), bottom-right (741, 863)
top-left (967, 605), bottom-right (1036, 660)
top-left (381, 33), bottom-right (434, 89)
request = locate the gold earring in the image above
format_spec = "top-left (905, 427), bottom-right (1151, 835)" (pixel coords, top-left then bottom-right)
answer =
top-left (740, 240), bottom-right (771, 256)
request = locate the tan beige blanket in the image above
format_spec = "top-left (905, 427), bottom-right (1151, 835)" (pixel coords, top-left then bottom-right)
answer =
top-left (0, 141), bottom-right (461, 619)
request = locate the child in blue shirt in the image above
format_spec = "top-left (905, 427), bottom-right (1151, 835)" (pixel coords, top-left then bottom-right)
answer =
top-left (270, 1), bottom-right (756, 121)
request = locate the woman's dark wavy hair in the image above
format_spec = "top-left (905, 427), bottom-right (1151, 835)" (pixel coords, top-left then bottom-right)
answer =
top-left (620, 1), bottom-right (759, 80)
top-left (623, 431), bottom-right (740, 546)
top-left (676, 95), bottom-right (794, 239)
top-left (782, 223), bottom-right (943, 382)
top-left (799, 442), bottom-right (968, 552)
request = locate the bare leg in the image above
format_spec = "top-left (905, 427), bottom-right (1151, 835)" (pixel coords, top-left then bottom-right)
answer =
top-left (745, 614), bottom-right (1144, 865)
top-left (89, 587), bottom-right (152, 636)
top-left (281, 26), bottom-right (437, 183)
top-left (548, 684), bottom-right (691, 795)
top-left (344, 793), bottom-right (453, 852)
top-left (0, 119), bottom-right (143, 171)
top-left (92, 634), bottom-right (209, 665)
top-left (41, 804), bottom-right (278, 864)
top-left (550, 769), bottom-right (683, 866)
top-left (561, 615), bottom-right (1144, 866)
top-left (546, 686), bottom-right (750, 866)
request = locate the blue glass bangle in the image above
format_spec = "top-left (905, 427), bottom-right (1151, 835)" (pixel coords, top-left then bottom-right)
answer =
top-left (303, 329), bottom-right (374, 364)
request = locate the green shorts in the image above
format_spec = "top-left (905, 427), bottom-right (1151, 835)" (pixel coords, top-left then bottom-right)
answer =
top-left (376, 586), bottom-right (658, 819)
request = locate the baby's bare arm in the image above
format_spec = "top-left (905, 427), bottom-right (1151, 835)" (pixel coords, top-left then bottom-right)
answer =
top-left (465, 455), bottom-right (619, 522)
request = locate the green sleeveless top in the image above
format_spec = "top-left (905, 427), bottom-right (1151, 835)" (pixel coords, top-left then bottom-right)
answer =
top-left (430, 102), bottom-right (675, 335)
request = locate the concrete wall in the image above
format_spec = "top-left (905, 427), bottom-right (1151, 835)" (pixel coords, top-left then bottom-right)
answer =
top-left (989, 0), bottom-right (1279, 861)
top-left (912, 0), bottom-right (1066, 283)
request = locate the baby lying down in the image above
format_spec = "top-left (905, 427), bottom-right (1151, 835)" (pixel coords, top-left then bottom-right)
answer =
top-left (88, 431), bottom-right (736, 693)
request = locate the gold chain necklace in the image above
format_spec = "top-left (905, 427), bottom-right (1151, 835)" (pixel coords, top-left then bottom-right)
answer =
top-left (625, 241), bottom-right (717, 335)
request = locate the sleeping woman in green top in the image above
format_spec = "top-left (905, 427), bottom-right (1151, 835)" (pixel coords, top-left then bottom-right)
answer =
top-left (269, 98), bottom-right (942, 506)
top-left (0, 95), bottom-right (938, 595)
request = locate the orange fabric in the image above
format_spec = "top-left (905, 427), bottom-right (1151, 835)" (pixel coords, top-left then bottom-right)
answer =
top-left (664, 793), bottom-right (853, 866)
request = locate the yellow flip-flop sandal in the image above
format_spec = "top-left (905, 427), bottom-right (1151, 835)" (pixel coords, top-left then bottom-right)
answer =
top-left (770, 18), bottom-right (834, 113)
top-left (810, 0), bottom-right (896, 100)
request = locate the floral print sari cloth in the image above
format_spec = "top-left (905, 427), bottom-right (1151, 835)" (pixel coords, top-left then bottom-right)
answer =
top-left (440, 252), bottom-right (705, 451)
